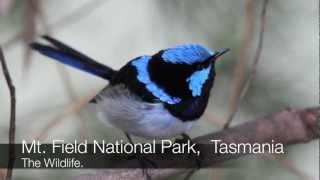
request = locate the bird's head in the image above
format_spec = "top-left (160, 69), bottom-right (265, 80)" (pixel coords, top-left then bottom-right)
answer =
top-left (130, 44), bottom-right (229, 120)
top-left (131, 44), bottom-right (229, 105)
top-left (149, 44), bottom-right (229, 102)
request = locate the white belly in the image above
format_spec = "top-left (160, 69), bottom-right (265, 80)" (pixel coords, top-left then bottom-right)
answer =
top-left (95, 85), bottom-right (193, 139)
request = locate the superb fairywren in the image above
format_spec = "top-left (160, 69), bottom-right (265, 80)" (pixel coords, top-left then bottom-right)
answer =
top-left (31, 36), bottom-right (229, 139)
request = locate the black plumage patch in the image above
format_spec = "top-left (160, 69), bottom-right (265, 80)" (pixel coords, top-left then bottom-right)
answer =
top-left (110, 60), bottom-right (158, 103)
top-left (110, 53), bottom-right (216, 121)
top-left (148, 51), bottom-right (196, 99)
top-left (148, 51), bottom-right (216, 121)
top-left (164, 67), bottom-right (215, 121)
top-left (148, 51), bottom-right (209, 100)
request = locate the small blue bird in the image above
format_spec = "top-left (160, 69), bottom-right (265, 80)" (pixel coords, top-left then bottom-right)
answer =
top-left (31, 36), bottom-right (229, 140)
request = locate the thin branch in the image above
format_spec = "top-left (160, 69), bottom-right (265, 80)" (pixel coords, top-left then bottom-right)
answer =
top-left (74, 106), bottom-right (320, 180)
top-left (42, 0), bottom-right (109, 141)
top-left (221, 2), bottom-right (309, 179)
top-left (209, 110), bottom-right (313, 180)
top-left (266, 154), bottom-right (314, 180)
top-left (0, 169), bottom-right (6, 180)
top-left (33, 94), bottom-right (95, 140)
top-left (54, 64), bottom-right (90, 141)
top-left (38, 0), bottom-right (92, 140)
top-left (0, 0), bottom-right (107, 142)
top-left (2, 0), bottom-right (108, 50)
top-left (0, 48), bottom-right (16, 180)
top-left (224, 0), bottom-right (269, 129)
top-left (51, 0), bottom-right (108, 29)
top-left (9, 0), bottom-right (107, 140)
top-left (225, 0), bottom-right (255, 128)
top-left (21, 0), bottom-right (39, 71)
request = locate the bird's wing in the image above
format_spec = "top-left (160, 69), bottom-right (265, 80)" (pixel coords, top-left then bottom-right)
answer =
top-left (30, 35), bottom-right (116, 80)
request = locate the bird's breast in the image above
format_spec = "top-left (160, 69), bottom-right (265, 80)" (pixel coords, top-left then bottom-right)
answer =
top-left (94, 85), bottom-right (194, 139)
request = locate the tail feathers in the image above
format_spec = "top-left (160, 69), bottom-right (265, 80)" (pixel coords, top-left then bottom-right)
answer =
top-left (30, 36), bottom-right (116, 80)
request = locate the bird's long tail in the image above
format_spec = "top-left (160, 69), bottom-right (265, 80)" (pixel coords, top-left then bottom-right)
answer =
top-left (30, 35), bottom-right (116, 80)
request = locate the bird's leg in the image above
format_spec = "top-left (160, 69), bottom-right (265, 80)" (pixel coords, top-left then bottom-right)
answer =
top-left (175, 133), bottom-right (202, 169)
top-left (174, 133), bottom-right (192, 144)
top-left (123, 132), bottom-right (155, 180)
top-left (174, 133), bottom-right (203, 180)
top-left (124, 133), bottom-right (156, 166)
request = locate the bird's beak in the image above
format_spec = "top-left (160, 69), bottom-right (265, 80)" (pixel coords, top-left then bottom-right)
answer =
top-left (211, 48), bottom-right (230, 62)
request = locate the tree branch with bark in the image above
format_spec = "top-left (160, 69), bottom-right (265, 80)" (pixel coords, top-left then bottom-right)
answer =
top-left (0, 48), bottom-right (16, 180)
top-left (74, 106), bottom-right (320, 180)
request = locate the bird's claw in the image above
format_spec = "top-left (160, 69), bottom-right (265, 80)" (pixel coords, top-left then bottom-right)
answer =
top-left (174, 133), bottom-right (202, 169)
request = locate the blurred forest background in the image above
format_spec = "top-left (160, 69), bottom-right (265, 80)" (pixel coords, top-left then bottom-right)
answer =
top-left (0, 0), bottom-right (318, 180)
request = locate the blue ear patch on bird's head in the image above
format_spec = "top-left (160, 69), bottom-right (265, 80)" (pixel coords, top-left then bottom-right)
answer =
top-left (131, 56), bottom-right (182, 104)
top-left (186, 65), bottom-right (213, 97)
top-left (161, 44), bottom-right (214, 65)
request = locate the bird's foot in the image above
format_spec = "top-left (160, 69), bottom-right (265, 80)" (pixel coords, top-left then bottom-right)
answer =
top-left (128, 152), bottom-right (157, 168)
top-left (127, 153), bottom-right (155, 180)
top-left (124, 132), bottom-right (156, 180)
top-left (174, 133), bottom-right (202, 169)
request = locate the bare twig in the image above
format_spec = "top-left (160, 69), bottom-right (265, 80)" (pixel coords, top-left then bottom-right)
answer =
top-left (203, 112), bottom-right (225, 127)
top-left (33, 94), bottom-right (95, 140)
top-left (224, 0), bottom-right (255, 128)
top-left (21, 0), bottom-right (39, 71)
top-left (21, 0), bottom-right (50, 74)
top-left (1, 0), bottom-right (108, 141)
top-left (42, 0), bottom-right (109, 141)
top-left (51, 0), bottom-right (107, 29)
top-left (0, 48), bottom-right (16, 180)
top-left (54, 64), bottom-right (90, 141)
top-left (224, 0), bottom-right (269, 129)
top-left (74, 107), bottom-right (320, 180)
top-left (0, 169), bottom-right (6, 180)
top-left (36, 0), bottom-right (92, 140)
top-left (0, 0), bottom-right (14, 15)
top-left (267, 154), bottom-right (314, 180)
top-left (221, 2), bottom-right (310, 179)
top-left (211, 101), bottom-right (315, 180)
top-left (2, 0), bottom-right (108, 50)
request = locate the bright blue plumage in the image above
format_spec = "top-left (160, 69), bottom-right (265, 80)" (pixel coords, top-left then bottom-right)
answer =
top-left (131, 44), bottom-right (218, 104)
top-left (31, 44), bottom-right (113, 79)
top-left (31, 36), bottom-right (230, 143)
top-left (161, 44), bottom-right (214, 64)
top-left (131, 56), bottom-right (182, 104)
top-left (40, 49), bottom-right (102, 76)
top-left (186, 65), bottom-right (212, 97)
top-left (31, 36), bottom-right (230, 123)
